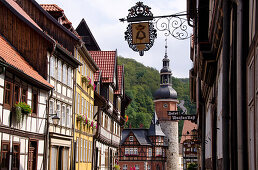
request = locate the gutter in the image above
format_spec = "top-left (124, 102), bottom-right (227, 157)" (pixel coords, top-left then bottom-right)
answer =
top-left (236, 0), bottom-right (249, 169)
top-left (222, 0), bottom-right (230, 169)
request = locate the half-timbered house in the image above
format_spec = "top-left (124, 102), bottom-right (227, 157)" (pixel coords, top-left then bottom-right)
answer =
top-left (0, 1), bottom-right (54, 170)
top-left (11, 1), bottom-right (81, 169)
top-left (119, 113), bottom-right (167, 170)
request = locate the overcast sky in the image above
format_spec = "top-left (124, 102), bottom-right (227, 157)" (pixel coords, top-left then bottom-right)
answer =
top-left (36, 0), bottom-right (192, 78)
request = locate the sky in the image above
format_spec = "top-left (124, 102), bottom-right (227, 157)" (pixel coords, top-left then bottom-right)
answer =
top-left (36, 0), bottom-right (192, 78)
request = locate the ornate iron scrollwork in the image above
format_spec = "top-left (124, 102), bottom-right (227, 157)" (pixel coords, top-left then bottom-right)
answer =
top-left (153, 16), bottom-right (190, 40)
top-left (126, 2), bottom-right (153, 22)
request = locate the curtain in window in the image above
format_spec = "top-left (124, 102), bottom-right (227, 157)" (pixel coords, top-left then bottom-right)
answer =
top-left (62, 148), bottom-right (69, 170)
top-left (51, 147), bottom-right (57, 170)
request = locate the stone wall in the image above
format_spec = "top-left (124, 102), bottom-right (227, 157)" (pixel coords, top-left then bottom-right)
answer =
top-left (160, 121), bottom-right (179, 170)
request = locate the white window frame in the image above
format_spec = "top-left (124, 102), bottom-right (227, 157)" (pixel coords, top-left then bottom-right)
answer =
top-left (77, 93), bottom-right (80, 114)
top-left (129, 136), bottom-right (133, 142)
top-left (49, 100), bottom-right (54, 123)
top-left (129, 148), bottom-right (133, 155)
top-left (50, 56), bottom-right (55, 77)
top-left (56, 102), bottom-right (61, 125)
top-left (68, 67), bottom-right (72, 87)
top-left (125, 148), bottom-right (129, 155)
top-left (62, 105), bottom-right (66, 126)
top-left (66, 106), bottom-right (70, 127)
top-left (85, 140), bottom-right (88, 162)
top-left (81, 138), bottom-right (83, 162)
top-left (76, 138), bottom-right (79, 162)
top-left (84, 140), bottom-right (86, 162)
top-left (123, 165), bottom-right (128, 170)
top-left (135, 164), bottom-right (139, 170)
top-left (148, 148), bottom-right (152, 157)
top-left (134, 148), bottom-right (138, 155)
top-left (63, 64), bottom-right (67, 84)
top-left (58, 60), bottom-right (62, 81)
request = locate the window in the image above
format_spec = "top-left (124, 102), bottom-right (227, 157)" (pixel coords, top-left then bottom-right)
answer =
top-left (156, 148), bottom-right (162, 156)
top-left (31, 90), bottom-right (38, 115)
top-left (148, 148), bottom-right (152, 157)
top-left (123, 165), bottom-right (128, 170)
top-left (134, 148), bottom-right (138, 155)
top-left (56, 103), bottom-right (61, 125)
top-left (147, 165), bottom-right (151, 170)
top-left (84, 140), bottom-right (86, 162)
top-left (50, 146), bottom-right (57, 170)
top-left (84, 100), bottom-right (86, 117)
top-left (50, 57), bottom-right (55, 77)
top-left (129, 136), bottom-right (133, 142)
top-left (62, 105), bottom-right (66, 126)
top-left (14, 85), bottom-right (20, 104)
top-left (129, 148), bottom-right (133, 155)
top-left (117, 98), bottom-right (121, 112)
top-left (66, 107), bottom-right (70, 127)
top-left (1, 141), bottom-right (10, 169)
top-left (58, 60), bottom-right (62, 81)
top-left (12, 143), bottom-right (20, 170)
top-left (109, 87), bottom-right (113, 104)
top-left (135, 165), bottom-right (139, 170)
top-left (67, 68), bottom-right (72, 87)
top-left (49, 100), bottom-right (54, 123)
top-left (76, 138), bottom-right (79, 162)
top-left (4, 81), bottom-right (12, 108)
top-left (82, 98), bottom-right (84, 115)
top-left (63, 64), bottom-right (67, 84)
top-left (125, 148), bottom-right (129, 155)
top-left (88, 142), bottom-right (91, 162)
top-left (85, 140), bottom-right (88, 162)
top-left (81, 139), bottom-right (83, 162)
top-left (86, 101), bottom-right (89, 118)
top-left (77, 93), bottom-right (80, 114)
top-left (21, 87), bottom-right (27, 103)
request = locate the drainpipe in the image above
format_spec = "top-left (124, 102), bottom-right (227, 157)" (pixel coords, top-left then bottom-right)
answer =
top-left (236, 0), bottom-right (248, 169)
top-left (72, 67), bottom-right (77, 170)
top-left (222, 0), bottom-right (230, 169)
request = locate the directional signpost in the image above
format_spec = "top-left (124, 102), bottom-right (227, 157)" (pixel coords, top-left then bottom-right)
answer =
top-left (167, 111), bottom-right (196, 121)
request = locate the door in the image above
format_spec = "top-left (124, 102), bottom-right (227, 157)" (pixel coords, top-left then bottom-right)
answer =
top-left (28, 141), bottom-right (37, 170)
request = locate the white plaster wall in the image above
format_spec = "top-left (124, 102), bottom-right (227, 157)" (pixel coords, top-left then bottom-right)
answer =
top-left (160, 121), bottom-right (178, 170)
top-left (3, 109), bottom-right (10, 126)
top-left (0, 87), bottom-right (4, 104)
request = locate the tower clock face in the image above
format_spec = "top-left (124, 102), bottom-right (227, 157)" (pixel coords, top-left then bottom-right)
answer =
top-left (163, 103), bottom-right (168, 108)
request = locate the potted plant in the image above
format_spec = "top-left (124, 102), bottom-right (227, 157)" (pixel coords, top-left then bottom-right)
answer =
top-left (114, 164), bottom-right (120, 170)
top-left (14, 102), bottom-right (32, 123)
top-left (76, 113), bottom-right (85, 129)
top-left (81, 75), bottom-right (89, 84)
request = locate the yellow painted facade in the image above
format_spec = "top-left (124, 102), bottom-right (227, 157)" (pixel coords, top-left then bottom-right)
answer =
top-left (74, 48), bottom-right (96, 170)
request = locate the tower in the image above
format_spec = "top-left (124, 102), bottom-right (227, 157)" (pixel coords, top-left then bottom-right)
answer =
top-left (154, 39), bottom-right (179, 170)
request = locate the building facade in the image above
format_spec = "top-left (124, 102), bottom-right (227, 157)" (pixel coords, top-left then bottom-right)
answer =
top-left (119, 113), bottom-right (167, 170)
top-left (188, 0), bottom-right (258, 169)
top-left (0, 1), bottom-right (54, 169)
top-left (74, 43), bottom-right (98, 170)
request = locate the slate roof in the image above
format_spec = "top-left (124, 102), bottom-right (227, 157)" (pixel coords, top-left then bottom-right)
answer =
top-left (0, 35), bottom-right (53, 89)
top-left (180, 120), bottom-right (197, 144)
top-left (90, 51), bottom-right (117, 83)
top-left (148, 112), bottom-right (166, 137)
top-left (121, 129), bottom-right (152, 146)
top-left (114, 65), bottom-right (123, 95)
top-left (40, 4), bottom-right (63, 12)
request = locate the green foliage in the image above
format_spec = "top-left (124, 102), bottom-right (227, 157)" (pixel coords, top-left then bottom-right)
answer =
top-left (114, 164), bottom-right (120, 170)
top-left (118, 56), bottom-right (196, 136)
top-left (14, 102), bottom-right (31, 123)
top-left (187, 163), bottom-right (198, 170)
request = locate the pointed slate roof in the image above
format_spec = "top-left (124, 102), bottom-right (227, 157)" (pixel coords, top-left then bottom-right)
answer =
top-left (121, 129), bottom-right (152, 146)
top-left (90, 51), bottom-right (117, 83)
top-left (148, 112), bottom-right (166, 137)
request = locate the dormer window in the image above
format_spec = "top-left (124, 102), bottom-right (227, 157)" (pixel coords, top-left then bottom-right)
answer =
top-left (129, 136), bottom-right (133, 142)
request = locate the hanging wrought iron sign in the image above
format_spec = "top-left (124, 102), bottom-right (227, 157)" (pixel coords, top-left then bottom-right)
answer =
top-left (120, 1), bottom-right (192, 56)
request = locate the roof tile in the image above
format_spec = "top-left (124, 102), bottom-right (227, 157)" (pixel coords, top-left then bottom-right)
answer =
top-left (89, 51), bottom-right (116, 83)
top-left (40, 4), bottom-right (64, 12)
top-left (180, 120), bottom-right (197, 143)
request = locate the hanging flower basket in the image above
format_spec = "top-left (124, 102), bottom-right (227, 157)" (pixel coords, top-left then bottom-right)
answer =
top-left (81, 75), bottom-right (89, 85)
top-left (14, 102), bottom-right (32, 123)
top-left (77, 113), bottom-right (85, 129)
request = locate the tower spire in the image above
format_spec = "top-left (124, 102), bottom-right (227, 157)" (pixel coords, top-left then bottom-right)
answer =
top-left (165, 37), bottom-right (168, 58)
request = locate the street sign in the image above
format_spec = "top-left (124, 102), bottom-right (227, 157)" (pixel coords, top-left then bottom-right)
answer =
top-left (167, 111), bottom-right (180, 116)
top-left (170, 115), bottom-right (196, 121)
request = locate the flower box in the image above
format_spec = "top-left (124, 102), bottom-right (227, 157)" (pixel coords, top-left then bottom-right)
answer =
top-left (14, 102), bottom-right (31, 123)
